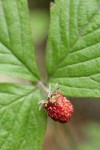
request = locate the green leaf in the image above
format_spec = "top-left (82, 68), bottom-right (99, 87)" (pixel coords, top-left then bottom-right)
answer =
top-left (0, 83), bottom-right (47, 150)
top-left (46, 0), bottom-right (100, 97)
top-left (0, 0), bottom-right (39, 81)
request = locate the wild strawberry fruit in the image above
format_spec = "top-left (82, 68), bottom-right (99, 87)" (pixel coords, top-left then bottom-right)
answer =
top-left (44, 91), bottom-right (74, 123)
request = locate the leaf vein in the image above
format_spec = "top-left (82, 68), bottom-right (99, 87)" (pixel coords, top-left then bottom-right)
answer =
top-left (57, 83), bottom-right (100, 92)
top-left (58, 55), bottom-right (100, 70)
top-left (48, 4), bottom-right (100, 79)
top-left (0, 1), bottom-right (39, 80)
top-left (0, 88), bottom-right (35, 110)
top-left (0, 99), bottom-right (25, 149)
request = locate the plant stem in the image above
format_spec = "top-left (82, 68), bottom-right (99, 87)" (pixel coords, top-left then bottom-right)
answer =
top-left (37, 81), bottom-right (49, 96)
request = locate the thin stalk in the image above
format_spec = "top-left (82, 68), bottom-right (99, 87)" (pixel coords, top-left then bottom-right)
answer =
top-left (37, 81), bottom-right (49, 96)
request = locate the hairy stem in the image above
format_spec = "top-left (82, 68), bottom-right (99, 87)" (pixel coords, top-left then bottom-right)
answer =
top-left (37, 81), bottom-right (49, 96)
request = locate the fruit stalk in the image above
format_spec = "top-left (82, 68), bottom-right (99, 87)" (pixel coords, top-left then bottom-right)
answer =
top-left (37, 81), bottom-right (49, 96)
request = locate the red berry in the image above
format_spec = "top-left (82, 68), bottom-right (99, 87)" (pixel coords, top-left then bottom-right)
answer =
top-left (44, 92), bottom-right (74, 123)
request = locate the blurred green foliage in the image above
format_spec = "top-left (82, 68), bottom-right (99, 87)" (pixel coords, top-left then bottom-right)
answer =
top-left (30, 10), bottom-right (49, 44)
top-left (79, 122), bottom-right (100, 150)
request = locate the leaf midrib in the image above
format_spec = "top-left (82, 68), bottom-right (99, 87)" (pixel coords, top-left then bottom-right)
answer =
top-left (0, 87), bottom-right (38, 149)
top-left (0, 39), bottom-right (39, 79)
top-left (0, 0), bottom-right (39, 80)
top-left (0, 88), bottom-right (36, 110)
top-left (48, 5), bottom-right (100, 80)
